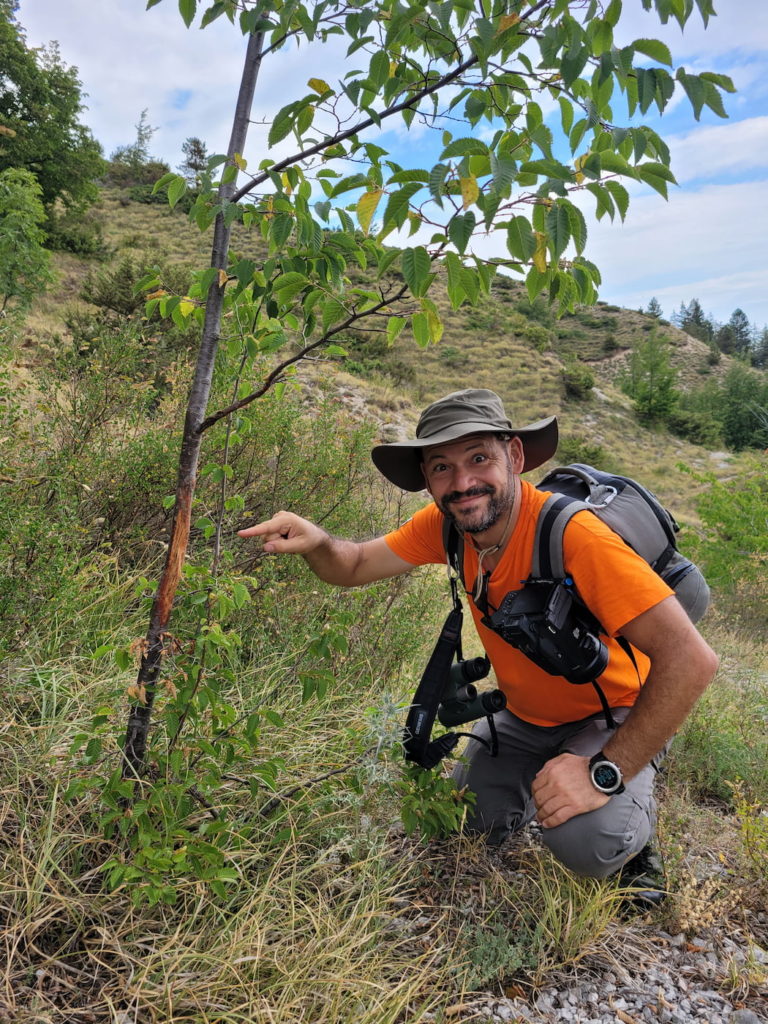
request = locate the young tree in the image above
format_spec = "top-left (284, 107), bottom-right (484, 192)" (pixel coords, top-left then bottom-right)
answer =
top-left (0, 2), bottom-right (105, 212)
top-left (107, 109), bottom-right (169, 186)
top-left (120, 0), bottom-right (735, 776)
top-left (179, 136), bottom-right (209, 185)
top-left (677, 297), bottom-right (714, 343)
top-left (622, 330), bottom-right (679, 423)
top-left (0, 168), bottom-right (52, 312)
top-left (646, 297), bottom-right (663, 319)
top-left (752, 326), bottom-right (768, 370)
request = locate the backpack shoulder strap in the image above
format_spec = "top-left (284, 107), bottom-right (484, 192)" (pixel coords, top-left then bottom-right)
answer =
top-left (533, 493), bottom-right (592, 579)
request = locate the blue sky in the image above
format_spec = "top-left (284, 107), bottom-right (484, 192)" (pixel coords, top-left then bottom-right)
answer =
top-left (18, 0), bottom-right (768, 330)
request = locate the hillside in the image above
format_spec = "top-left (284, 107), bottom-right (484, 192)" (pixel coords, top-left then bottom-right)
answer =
top-left (1, 191), bottom-right (766, 1023)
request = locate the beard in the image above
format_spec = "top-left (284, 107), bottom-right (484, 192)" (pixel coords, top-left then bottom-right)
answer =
top-left (438, 470), bottom-right (516, 535)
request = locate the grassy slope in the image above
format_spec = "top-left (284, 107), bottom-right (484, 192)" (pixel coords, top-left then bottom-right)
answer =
top-left (2, 192), bottom-right (766, 1022)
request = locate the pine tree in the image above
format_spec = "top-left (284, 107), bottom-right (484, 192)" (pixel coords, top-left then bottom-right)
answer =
top-left (646, 297), bottom-right (663, 319)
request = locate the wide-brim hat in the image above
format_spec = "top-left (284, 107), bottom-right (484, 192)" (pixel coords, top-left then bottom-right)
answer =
top-left (371, 388), bottom-right (558, 491)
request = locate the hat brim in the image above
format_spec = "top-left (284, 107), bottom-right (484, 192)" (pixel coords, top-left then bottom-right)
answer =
top-left (371, 416), bottom-right (558, 491)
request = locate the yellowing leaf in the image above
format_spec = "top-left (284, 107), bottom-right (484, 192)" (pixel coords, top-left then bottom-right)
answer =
top-left (178, 300), bottom-right (196, 318)
top-left (281, 172), bottom-right (293, 195)
top-left (0, 124), bottom-right (17, 137)
top-left (146, 289), bottom-right (167, 300)
top-left (460, 176), bottom-right (479, 210)
top-left (533, 232), bottom-right (548, 273)
top-left (126, 684), bottom-right (147, 704)
top-left (308, 77), bottom-right (331, 94)
top-left (357, 189), bottom-right (383, 235)
top-left (499, 12), bottom-right (520, 31)
top-left (233, 152), bottom-right (247, 171)
top-left (218, 269), bottom-right (228, 288)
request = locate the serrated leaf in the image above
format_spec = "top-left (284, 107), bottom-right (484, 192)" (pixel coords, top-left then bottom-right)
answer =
top-left (308, 77), bottom-right (331, 94)
top-left (268, 103), bottom-right (295, 148)
top-left (411, 311), bottom-right (430, 347)
top-left (533, 231), bottom-right (548, 273)
top-left (166, 176), bottom-right (186, 209)
top-left (564, 203), bottom-right (587, 254)
top-left (448, 211), bottom-right (475, 255)
top-left (632, 37), bottom-right (672, 66)
top-left (356, 189), bottom-right (383, 235)
top-left (460, 176), bottom-right (479, 210)
top-left (506, 216), bottom-right (535, 262)
top-left (386, 316), bottom-right (406, 345)
top-left (440, 137), bottom-right (488, 159)
top-left (428, 163), bottom-right (449, 207)
top-left (401, 247), bottom-right (431, 295)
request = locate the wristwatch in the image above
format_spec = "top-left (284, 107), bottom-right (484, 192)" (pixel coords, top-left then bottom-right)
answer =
top-left (589, 750), bottom-right (625, 795)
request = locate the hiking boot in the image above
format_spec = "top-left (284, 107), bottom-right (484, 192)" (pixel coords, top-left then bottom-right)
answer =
top-left (618, 843), bottom-right (667, 911)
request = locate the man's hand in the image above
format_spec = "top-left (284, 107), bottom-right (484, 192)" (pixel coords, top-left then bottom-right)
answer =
top-left (238, 512), bottom-right (413, 586)
top-left (531, 752), bottom-right (609, 828)
top-left (238, 511), bottom-right (328, 555)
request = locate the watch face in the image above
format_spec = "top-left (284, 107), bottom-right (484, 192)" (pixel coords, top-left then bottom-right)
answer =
top-left (592, 761), bottom-right (620, 792)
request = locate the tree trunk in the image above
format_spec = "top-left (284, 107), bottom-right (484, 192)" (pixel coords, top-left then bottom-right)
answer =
top-left (122, 30), bottom-right (265, 778)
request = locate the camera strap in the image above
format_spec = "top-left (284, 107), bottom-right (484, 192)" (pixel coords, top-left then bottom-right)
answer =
top-left (403, 560), bottom-right (499, 769)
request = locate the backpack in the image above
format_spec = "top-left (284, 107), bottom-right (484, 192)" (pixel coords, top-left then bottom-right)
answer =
top-left (444, 463), bottom-right (710, 626)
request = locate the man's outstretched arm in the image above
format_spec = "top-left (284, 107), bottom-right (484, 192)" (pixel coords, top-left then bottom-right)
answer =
top-left (238, 511), bottom-right (414, 587)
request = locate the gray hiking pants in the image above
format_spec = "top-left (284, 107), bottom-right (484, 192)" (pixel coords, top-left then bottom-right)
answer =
top-left (451, 706), bottom-right (663, 879)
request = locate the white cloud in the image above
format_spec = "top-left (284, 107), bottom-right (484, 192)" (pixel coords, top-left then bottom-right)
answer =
top-left (667, 116), bottom-right (768, 184)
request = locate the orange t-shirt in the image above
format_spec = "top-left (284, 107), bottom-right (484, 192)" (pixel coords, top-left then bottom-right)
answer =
top-left (385, 480), bottom-right (673, 726)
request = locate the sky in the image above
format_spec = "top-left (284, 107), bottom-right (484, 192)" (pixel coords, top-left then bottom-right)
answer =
top-left (17, 0), bottom-right (768, 330)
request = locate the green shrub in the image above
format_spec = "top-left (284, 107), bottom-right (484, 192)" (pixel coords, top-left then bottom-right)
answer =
top-left (666, 408), bottom-right (721, 447)
top-left (555, 434), bottom-right (607, 467)
top-left (523, 321), bottom-right (553, 351)
top-left (561, 358), bottom-right (594, 400)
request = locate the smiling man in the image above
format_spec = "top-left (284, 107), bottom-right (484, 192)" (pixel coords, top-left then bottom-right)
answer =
top-left (239, 389), bottom-right (718, 886)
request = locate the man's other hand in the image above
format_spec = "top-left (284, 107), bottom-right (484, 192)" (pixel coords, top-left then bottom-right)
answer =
top-left (238, 511), bottom-right (327, 554)
top-left (531, 752), bottom-right (610, 828)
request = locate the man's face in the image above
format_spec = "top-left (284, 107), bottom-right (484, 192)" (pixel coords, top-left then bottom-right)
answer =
top-left (421, 433), bottom-right (523, 535)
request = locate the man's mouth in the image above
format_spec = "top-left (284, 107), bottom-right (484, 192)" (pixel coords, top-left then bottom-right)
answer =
top-left (447, 487), bottom-right (493, 507)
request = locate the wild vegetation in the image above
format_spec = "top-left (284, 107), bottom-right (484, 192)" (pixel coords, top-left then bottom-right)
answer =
top-left (1, 0), bottom-right (767, 1018)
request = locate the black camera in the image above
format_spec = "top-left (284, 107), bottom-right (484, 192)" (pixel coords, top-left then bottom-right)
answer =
top-left (437, 656), bottom-right (507, 727)
top-left (486, 580), bottom-right (608, 685)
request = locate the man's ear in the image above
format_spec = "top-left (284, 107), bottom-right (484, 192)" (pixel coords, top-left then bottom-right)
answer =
top-left (507, 435), bottom-right (525, 473)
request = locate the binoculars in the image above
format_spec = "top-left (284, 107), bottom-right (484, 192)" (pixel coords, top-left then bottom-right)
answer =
top-left (437, 656), bottom-right (507, 727)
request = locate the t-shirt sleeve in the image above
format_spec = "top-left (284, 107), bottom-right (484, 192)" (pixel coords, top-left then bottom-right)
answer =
top-left (563, 510), bottom-right (673, 636)
top-left (384, 502), bottom-right (446, 566)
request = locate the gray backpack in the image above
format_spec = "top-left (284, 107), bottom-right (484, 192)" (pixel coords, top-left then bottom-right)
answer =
top-left (443, 463), bottom-right (710, 625)
top-left (533, 464), bottom-right (710, 623)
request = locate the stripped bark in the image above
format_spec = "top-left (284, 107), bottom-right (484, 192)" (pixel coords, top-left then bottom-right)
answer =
top-left (122, 31), bottom-right (265, 778)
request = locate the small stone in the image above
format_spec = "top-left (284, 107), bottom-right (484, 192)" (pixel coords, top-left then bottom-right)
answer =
top-left (728, 1012), bottom-right (763, 1024)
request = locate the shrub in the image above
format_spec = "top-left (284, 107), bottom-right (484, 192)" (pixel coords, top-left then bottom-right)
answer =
top-left (556, 434), bottom-right (607, 468)
top-left (561, 358), bottom-right (594, 400)
top-left (666, 408), bottom-right (721, 447)
top-left (45, 205), bottom-right (108, 257)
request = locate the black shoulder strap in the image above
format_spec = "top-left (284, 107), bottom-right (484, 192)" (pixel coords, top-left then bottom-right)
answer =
top-left (442, 516), bottom-right (464, 588)
top-left (403, 605), bottom-right (463, 769)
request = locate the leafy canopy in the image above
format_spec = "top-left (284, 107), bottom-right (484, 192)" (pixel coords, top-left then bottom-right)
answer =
top-left (150, 0), bottom-right (733, 359)
top-left (0, 2), bottom-right (105, 211)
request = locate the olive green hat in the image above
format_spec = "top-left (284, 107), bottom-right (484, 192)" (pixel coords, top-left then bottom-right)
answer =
top-left (371, 388), bottom-right (558, 491)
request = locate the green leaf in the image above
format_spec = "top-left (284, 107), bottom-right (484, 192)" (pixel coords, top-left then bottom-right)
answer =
top-left (632, 37), bottom-right (673, 66)
top-left (440, 137), bottom-right (488, 159)
top-left (167, 176), bottom-right (187, 208)
top-left (585, 182), bottom-right (615, 221)
top-left (411, 311), bottom-right (430, 347)
top-left (546, 203), bottom-right (571, 260)
top-left (448, 211), bottom-right (475, 255)
top-left (386, 316), bottom-right (406, 345)
top-left (179, 0), bottom-right (196, 27)
top-left (428, 163), bottom-right (449, 207)
top-left (401, 247), bottom-right (431, 295)
top-left (506, 216), bottom-right (536, 262)
top-left (268, 102), bottom-right (296, 148)
top-left (602, 180), bottom-right (629, 220)
top-left (564, 202), bottom-right (587, 254)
